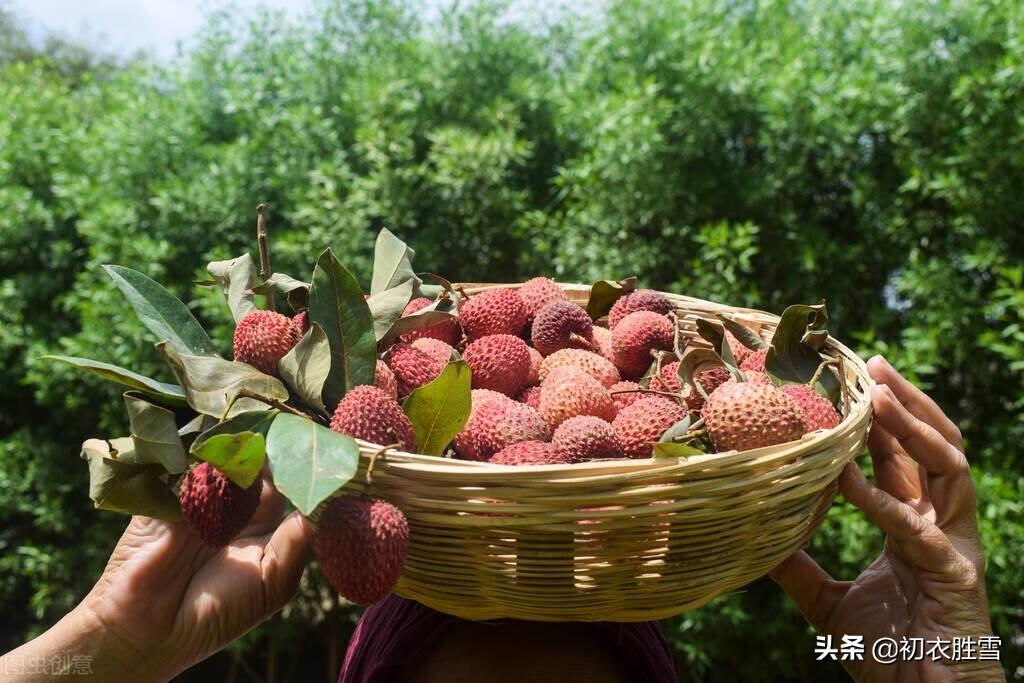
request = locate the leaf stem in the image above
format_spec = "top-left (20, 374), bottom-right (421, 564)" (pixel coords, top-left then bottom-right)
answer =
top-left (225, 388), bottom-right (306, 418)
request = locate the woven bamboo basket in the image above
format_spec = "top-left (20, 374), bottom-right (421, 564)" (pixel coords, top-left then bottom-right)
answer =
top-left (344, 284), bottom-right (873, 622)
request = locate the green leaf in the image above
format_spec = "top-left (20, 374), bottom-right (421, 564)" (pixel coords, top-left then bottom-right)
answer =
top-left (402, 360), bottom-right (472, 455)
top-left (586, 277), bottom-right (637, 320)
top-left (278, 323), bottom-right (331, 413)
top-left (308, 249), bottom-right (377, 408)
top-left (765, 302), bottom-right (840, 402)
top-left (190, 410), bottom-right (279, 453)
top-left (157, 342), bottom-right (290, 418)
top-left (205, 253), bottom-right (258, 322)
top-left (367, 278), bottom-right (415, 341)
top-left (716, 314), bottom-right (769, 351)
top-left (265, 413), bottom-right (360, 515)
top-left (653, 442), bottom-right (706, 458)
top-left (378, 293), bottom-right (459, 348)
top-left (252, 272), bottom-right (310, 311)
top-left (371, 227), bottom-right (420, 295)
top-left (191, 432), bottom-right (267, 489)
top-left (80, 438), bottom-right (181, 520)
top-left (41, 355), bottom-right (187, 405)
top-left (123, 393), bottom-right (188, 473)
top-left (695, 319), bottom-right (742, 379)
top-left (677, 349), bottom-right (722, 404)
top-left (104, 265), bottom-right (218, 356)
top-left (657, 415), bottom-right (693, 443)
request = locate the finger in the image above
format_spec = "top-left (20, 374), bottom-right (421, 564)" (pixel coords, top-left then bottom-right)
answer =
top-left (244, 477), bottom-right (288, 536)
top-left (867, 356), bottom-right (963, 451)
top-left (872, 385), bottom-right (974, 527)
top-left (839, 463), bottom-right (956, 572)
top-left (770, 551), bottom-right (849, 632)
top-left (260, 511), bottom-right (314, 612)
top-left (867, 421), bottom-right (924, 503)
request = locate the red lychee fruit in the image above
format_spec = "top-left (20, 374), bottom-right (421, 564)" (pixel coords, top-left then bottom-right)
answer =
top-left (459, 288), bottom-right (527, 341)
top-left (608, 290), bottom-right (673, 328)
top-left (463, 334), bottom-right (532, 397)
top-left (233, 310), bottom-right (301, 375)
top-left (518, 277), bottom-right (568, 325)
top-left (387, 338), bottom-right (454, 398)
top-left (531, 300), bottom-right (595, 356)
top-left (314, 495), bottom-right (409, 605)
top-left (701, 381), bottom-right (806, 452)
top-left (611, 311), bottom-right (675, 378)
top-left (684, 366), bottom-right (731, 412)
top-left (780, 384), bottom-right (841, 432)
top-left (612, 396), bottom-right (687, 459)
top-left (489, 441), bottom-right (570, 466)
top-left (552, 416), bottom-right (623, 461)
top-left (329, 385), bottom-right (417, 451)
top-left (538, 348), bottom-right (620, 388)
top-left (179, 462), bottom-right (263, 548)
top-left (454, 399), bottom-right (551, 461)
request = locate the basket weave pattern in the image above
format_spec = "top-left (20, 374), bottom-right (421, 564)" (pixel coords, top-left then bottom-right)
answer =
top-left (345, 285), bottom-right (872, 622)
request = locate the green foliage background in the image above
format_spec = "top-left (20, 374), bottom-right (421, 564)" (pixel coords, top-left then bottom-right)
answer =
top-left (1, 1), bottom-right (1021, 680)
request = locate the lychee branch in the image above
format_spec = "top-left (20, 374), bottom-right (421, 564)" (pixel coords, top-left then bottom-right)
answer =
top-left (256, 203), bottom-right (274, 311)
top-left (223, 388), bottom-right (308, 420)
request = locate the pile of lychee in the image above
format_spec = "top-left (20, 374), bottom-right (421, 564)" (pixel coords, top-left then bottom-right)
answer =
top-left (295, 280), bottom-right (841, 467)
top-left (185, 279), bottom-right (842, 606)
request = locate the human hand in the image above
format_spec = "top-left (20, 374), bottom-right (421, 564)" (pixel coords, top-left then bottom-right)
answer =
top-left (771, 356), bottom-right (1004, 682)
top-left (1, 478), bottom-right (312, 682)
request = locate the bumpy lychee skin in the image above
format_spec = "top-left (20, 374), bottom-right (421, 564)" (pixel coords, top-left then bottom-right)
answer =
top-left (684, 366), bottom-right (731, 412)
top-left (592, 325), bottom-right (614, 362)
top-left (489, 441), bottom-right (570, 466)
top-left (233, 310), bottom-right (301, 375)
top-left (463, 334), bottom-right (532, 396)
top-left (608, 290), bottom-right (673, 328)
top-left (740, 348), bottom-right (768, 373)
top-left (553, 416), bottom-right (623, 462)
top-left (314, 495), bottom-right (409, 605)
top-left (526, 347), bottom-right (544, 386)
top-left (454, 399), bottom-right (551, 461)
top-left (612, 397), bottom-right (687, 459)
top-left (375, 360), bottom-right (398, 399)
top-left (518, 277), bottom-right (568, 324)
top-left (702, 382), bottom-right (806, 452)
top-left (538, 349), bottom-right (620, 388)
top-left (398, 297), bottom-right (462, 346)
top-left (293, 311), bottom-right (310, 335)
top-left (517, 385), bottom-right (543, 410)
top-left (780, 384), bottom-right (841, 432)
top-left (538, 368), bottom-right (616, 428)
top-left (609, 380), bottom-right (643, 414)
top-left (650, 361), bottom-right (682, 394)
top-left (726, 332), bottom-right (753, 366)
top-left (472, 388), bottom-right (516, 409)
top-left (531, 300), bottom-right (595, 356)
top-left (459, 288), bottom-right (527, 341)
top-left (387, 338), bottom-right (453, 397)
top-left (330, 385), bottom-right (417, 451)
top-left (179, 462), bottom-right (263, 548)
top-left (611, 311), bottom-right (675, 378)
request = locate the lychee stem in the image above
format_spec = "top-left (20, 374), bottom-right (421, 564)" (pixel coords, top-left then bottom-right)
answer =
top-left (609, 387), bottom-right (681, 401)
top-left (256, 203), bottom-right (274, 311)
top-left (223, 387), bottom-right (308, 421)
top-left (807, 358), bottom-right (838, 390)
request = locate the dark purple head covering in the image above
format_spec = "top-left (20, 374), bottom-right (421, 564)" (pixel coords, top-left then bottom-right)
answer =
top-left (339, 594), bottom-right (677, 683)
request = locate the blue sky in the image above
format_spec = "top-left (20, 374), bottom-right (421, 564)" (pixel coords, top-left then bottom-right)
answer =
top-left (6, 0), bottom-right (310, 59)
